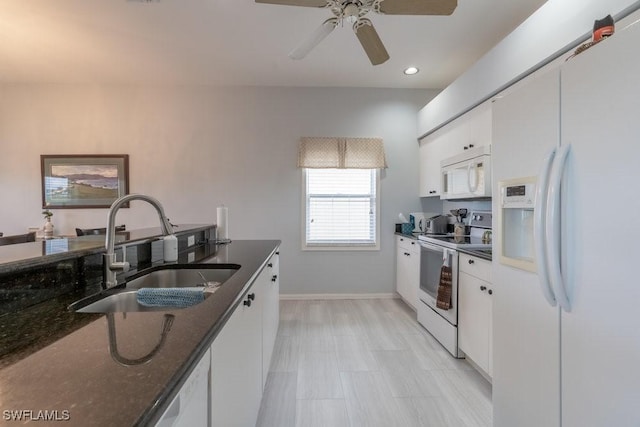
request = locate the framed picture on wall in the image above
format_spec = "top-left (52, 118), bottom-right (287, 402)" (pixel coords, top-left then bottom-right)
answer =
top-left (41, 154), bottom-right (129, 209)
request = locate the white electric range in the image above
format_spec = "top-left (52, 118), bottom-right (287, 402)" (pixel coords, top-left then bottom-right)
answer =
top-left (415, 211), bottom-right (492, 358)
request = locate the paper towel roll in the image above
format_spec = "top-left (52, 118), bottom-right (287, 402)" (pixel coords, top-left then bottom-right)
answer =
top-left (217, 206), bottom-right (228, 241)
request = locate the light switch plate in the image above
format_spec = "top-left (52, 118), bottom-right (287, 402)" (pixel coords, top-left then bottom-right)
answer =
top-left (187, 235), bottom-right (195, 247)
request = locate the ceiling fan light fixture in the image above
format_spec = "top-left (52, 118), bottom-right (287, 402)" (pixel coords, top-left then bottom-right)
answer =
top-left (258, 0), bottom-right (458, 66)
top-left (343, 3), bottom-right (360, 24)
top-left (404, 66), bottom-right (419, 75)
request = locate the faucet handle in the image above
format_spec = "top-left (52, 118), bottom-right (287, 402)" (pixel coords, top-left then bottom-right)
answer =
top-left (110, 261), bottom-right (130, 273)
top-left (103, 253), bottom-right (130, 289)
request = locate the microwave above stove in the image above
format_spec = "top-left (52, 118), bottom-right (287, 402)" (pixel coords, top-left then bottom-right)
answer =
top-left (441, 145), bottom-right (492, 200)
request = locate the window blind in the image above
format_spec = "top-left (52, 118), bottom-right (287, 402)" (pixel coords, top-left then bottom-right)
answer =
top-left (305, 168), bottom-right (377, 247)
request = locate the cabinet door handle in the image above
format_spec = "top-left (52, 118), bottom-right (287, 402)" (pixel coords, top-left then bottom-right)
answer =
top-left (272, 275), bottom-right (278, 282)
top-left (247, 293), bottom-right (255, 301)
top-left (468, 259), bottom-right (475, 264)
top-left (275, 251), bottom-right (280, 255)
top-left (268, 263), bottom-right (273, 268)
top-left (488, 289), bottom-right (493, 295)
top-left (243, 299), bottom-right (252, 307)
top-left (480, 286), bottom-right (487, 291)
top-left (404, 252), bottom-right (411, 256)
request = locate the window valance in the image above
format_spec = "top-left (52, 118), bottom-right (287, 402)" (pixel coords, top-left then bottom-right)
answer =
top-left (297, 137), bottom-right (387, 169)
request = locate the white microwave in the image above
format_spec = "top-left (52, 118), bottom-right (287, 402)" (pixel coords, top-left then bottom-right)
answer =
top-left (440, 145), bottom-right (492, 200)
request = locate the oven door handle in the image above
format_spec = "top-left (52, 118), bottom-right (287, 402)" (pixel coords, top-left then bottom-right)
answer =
top-left (442, 248), bottom-right (452, 267)
top-left (418, 241), bottom-right (445, 253)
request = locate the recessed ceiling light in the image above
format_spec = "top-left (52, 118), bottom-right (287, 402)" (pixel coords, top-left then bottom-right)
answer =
top-left (404, 67), bottom-right (419, 75)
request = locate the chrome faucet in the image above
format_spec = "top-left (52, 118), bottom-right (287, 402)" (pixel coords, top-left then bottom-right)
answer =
top-left (103, 194), bottom-right (174, 289)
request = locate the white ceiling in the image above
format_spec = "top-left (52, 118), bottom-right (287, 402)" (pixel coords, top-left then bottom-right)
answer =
top-left (0, 0), bottom-right (547, 89)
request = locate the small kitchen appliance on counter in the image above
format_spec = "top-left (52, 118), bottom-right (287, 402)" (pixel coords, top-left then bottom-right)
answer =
top-left (409, 212), bottom-right (441, 233)
top-left (423, 214), bottom-right (448, 235)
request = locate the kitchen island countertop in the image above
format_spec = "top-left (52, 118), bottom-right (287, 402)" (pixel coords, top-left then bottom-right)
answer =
top-left (0, 237), bottom-right (280, 426)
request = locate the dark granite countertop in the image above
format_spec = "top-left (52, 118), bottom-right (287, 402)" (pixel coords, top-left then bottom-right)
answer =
top-left (0, 238), bottom-right (280, 426)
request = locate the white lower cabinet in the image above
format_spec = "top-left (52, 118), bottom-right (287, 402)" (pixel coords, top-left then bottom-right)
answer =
top-left (156, 249), bottom-right (280, 427)
top-left (262, 251), bottom-right (279, 389)
top-left (210, 284), bottom-right (263, 427)
top-left (458, 253), bottom-right (493, 377)
top-left (395, 235), bottom-right (419, 309)
top-left (210, 249), bottom-right (280, 427)
top-left (156, 349), bottom-right (211, 427)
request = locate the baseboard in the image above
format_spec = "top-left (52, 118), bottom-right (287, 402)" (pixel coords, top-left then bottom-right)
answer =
top-left (279, 293), bottom-right (399, 301)
top-left (464, 356), bottom-right (493, 385)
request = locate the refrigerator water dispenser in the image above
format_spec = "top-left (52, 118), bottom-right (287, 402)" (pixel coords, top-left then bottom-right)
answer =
top-left (498, 177), bottom-right (537, 272)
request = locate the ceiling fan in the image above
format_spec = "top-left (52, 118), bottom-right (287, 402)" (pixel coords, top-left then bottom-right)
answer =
top-left (255, 0), bottom-right (457, 66)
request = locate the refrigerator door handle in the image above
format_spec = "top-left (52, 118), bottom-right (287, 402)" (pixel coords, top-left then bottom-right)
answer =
top-left (546, 144), bottom-right (572, 312)
top-left (534, 147), bottom-right (557, 307)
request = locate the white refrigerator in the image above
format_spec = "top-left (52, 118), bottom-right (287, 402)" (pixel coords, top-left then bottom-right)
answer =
top-left (492, 16), bottom-right (640, 427)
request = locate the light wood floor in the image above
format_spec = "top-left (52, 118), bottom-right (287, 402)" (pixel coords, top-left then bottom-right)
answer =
top-left (256, 298), bottom-right (492, 427)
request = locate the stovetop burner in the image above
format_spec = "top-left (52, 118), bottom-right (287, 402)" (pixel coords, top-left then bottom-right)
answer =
top-left (418, 233), bottom-right (491, 249)
top-left (417, 210), bottom-right (492, 250)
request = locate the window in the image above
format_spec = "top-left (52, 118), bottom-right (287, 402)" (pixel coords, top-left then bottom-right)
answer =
top-left (303, 168), bottom-right (379, 250)
top-left (297, 136), bottom-right (386, 250)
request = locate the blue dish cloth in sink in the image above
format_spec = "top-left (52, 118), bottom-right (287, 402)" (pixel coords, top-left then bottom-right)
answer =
top-left (137, 287), bottom-right (205, 308)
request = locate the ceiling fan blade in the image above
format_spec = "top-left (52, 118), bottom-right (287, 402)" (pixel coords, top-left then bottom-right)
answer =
top-left (353, 19), bottom-right (390, 66)
top-left (289, 18), bottom-right (338, 60)
top-left (378, 0), bottom-right (457, 15)
top-left (255, 0), bottom-right (328, 7)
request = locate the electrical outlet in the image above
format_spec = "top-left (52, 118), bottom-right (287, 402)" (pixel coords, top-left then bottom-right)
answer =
top-left (187, 235), bottom-right (195, 247)
top-left (188, 252), bottom-right (195, 263)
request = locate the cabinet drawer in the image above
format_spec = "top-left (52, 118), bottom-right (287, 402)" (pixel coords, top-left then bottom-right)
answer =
top-left (396, 235), bottom-right (418, 251)
top-left (459, 253), bottom-right (491, 282)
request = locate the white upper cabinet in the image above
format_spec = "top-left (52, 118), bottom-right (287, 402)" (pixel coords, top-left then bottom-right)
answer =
top-left (418, 136), bottom-right (456, 197)
top-left (418, 101), bottom-right (492, 197)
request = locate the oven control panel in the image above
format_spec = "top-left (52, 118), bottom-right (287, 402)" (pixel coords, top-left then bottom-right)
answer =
top-left (468, 211), bottom-right (492, 229)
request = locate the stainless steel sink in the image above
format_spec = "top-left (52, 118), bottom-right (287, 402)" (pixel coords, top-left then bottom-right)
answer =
top-left (76, 290), bottom-right (177, 313)
top-left (70, 263), bottom-right (240, 313)
top-left (125, 264), bottom-right (238, 290)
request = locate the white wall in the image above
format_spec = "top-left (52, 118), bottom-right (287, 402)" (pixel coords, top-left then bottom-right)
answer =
top-left (418, 0), bottom-right (640, 136)
top-left (0, 84), bottom-right (435, 295)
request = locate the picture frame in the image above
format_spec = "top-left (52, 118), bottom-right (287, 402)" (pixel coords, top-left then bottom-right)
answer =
top-left (41, 154), bottom-right (129, 209)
